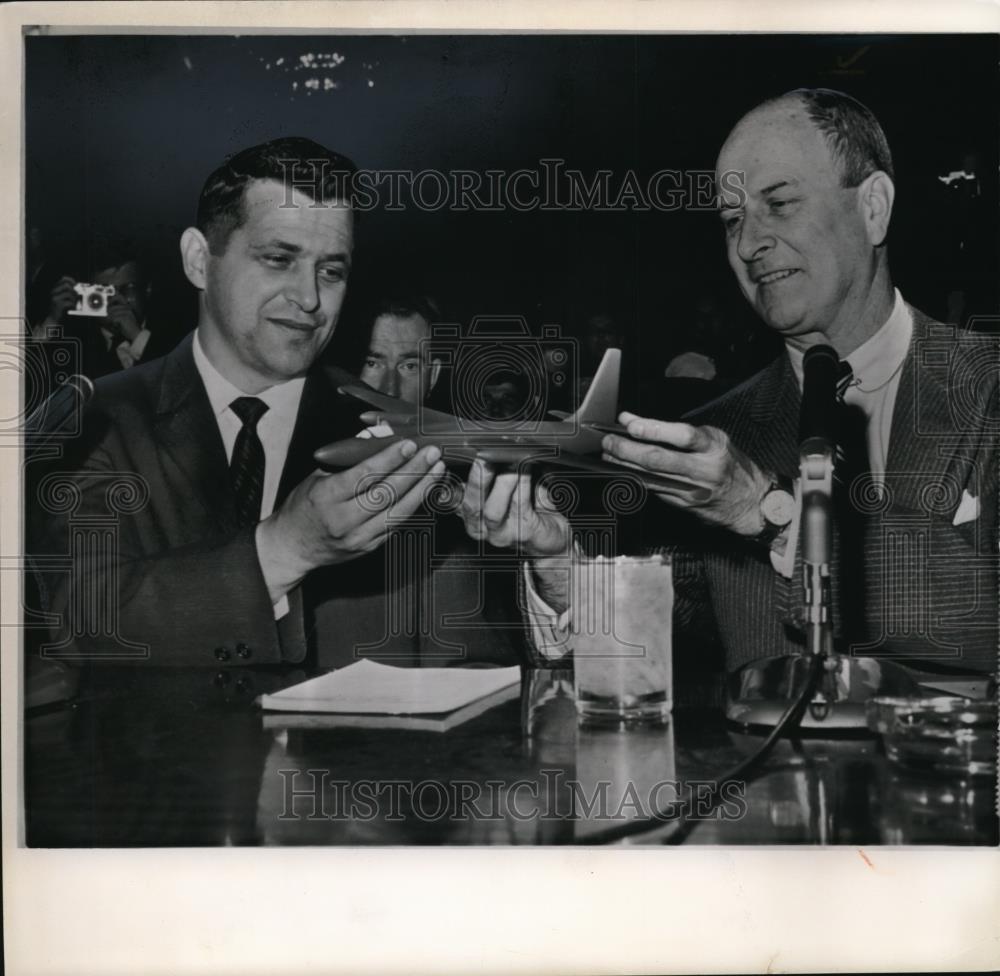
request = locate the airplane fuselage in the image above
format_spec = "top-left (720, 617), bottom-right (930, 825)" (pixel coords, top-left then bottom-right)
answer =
top-left (313, 421), bottom-right (609, 469)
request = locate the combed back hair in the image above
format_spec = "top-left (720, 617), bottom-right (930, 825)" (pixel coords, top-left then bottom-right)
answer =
top-left (373, 294), bottom-right (443, 327)
top-left (196, 136), bottom-right (358, 254)
top-left (782, 88), bottom-right (894, 186)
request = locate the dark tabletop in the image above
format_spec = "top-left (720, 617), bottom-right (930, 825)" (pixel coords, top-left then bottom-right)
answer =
top-left (24, 663), bottom-right (998, 847)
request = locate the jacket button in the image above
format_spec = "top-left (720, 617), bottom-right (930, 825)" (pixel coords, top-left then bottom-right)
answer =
top-left (236, 642), bottom-right (252, 659)
top-left (214, 646), bottom-right (231, 662)
top-left (213, 671), bottom-right (231, 688)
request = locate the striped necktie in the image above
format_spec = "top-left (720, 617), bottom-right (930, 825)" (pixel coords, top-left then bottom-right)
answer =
top-left (229, 396), bottom-right (269, 527)
top-left (835, 359), bottom-right (854, 400)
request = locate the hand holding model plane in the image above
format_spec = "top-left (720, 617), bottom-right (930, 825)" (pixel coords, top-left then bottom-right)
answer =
top-left (312, 348), bottom-right (777, 574)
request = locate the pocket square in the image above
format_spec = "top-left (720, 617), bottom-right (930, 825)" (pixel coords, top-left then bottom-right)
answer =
top-left (952, 490), bottom-right (979, 526)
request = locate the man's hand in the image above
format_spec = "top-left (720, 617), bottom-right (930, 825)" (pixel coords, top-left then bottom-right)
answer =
top-left (44, 276), bottom-right (78, 326)
top-left (459, 459), bottom-right (573, 614)
top-left (256, 439), bottom-right (446, 603)
top-left (459, 459), bottom-right (570, 556)
top-left (602, 411), bottom-right (771, 537)
top-left (104, 294), bottom-right (143, 342)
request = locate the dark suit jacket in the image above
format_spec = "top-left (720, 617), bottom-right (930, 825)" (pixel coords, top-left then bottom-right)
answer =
top-left (675, 306), bottom-right (997, 674)
top-left (27, 333), bottom-right (522, 668)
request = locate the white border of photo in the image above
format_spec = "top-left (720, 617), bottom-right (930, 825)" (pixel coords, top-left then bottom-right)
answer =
top-left (2, 3), bottom-right (998, 974)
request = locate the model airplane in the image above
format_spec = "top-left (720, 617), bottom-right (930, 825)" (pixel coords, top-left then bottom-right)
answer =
top-left (314, 348), bottom-right (710, 501)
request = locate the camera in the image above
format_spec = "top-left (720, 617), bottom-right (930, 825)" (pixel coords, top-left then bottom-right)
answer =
top-left (68, 282), bottom-right (116, 318)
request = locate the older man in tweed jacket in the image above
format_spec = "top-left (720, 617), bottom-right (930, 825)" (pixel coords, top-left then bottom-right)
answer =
top-left (460, 88), bottom-right (997, 676)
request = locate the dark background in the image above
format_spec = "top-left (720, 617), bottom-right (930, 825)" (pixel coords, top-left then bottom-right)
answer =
top-left (24, 32), bottom-right (1000, 401)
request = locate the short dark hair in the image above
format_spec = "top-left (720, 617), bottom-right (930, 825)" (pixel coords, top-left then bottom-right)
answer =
top-left (373, 294), bottom-right (442, 327)
top-left (196, 136), bottom-right (358, 254)
top-left (783, 88), bottom-right (894, 186)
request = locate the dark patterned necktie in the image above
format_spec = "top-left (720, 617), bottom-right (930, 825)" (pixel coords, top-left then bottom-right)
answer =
top-left (229, 397), bottom-right (269, 527)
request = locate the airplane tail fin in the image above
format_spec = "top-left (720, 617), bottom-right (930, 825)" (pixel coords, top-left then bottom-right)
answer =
top-left (566, 348), bottom-right (620, 426)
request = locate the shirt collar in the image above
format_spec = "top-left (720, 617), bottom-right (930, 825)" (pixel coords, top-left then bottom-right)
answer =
top-left (192, 328), bottom-right (306, 423)
top-left (786, 289), bottom-right (912, 390)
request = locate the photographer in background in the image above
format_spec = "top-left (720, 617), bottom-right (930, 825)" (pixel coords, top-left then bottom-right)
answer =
top-left (31, 240), bottom-right (176, 379)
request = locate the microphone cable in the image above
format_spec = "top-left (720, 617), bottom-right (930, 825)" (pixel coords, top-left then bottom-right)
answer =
top-left (574, 652), bottom-right (826, 845)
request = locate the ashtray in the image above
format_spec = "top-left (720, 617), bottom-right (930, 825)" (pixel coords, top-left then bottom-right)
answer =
top-left (866, 696), bottom-right (998, 778)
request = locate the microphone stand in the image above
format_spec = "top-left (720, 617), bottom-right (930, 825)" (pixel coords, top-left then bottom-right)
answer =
top-left (799, 441), bottom-right (835, 662)
top-left (725, 346), bottom-right (922, 734)
top-left (798, 437), bottom-right (844, 719)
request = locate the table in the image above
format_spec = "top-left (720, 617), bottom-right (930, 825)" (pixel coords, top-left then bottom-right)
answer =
top-left (24, 664), bottom-right (998, 846)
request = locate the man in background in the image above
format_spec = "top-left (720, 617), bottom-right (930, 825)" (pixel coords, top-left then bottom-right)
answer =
top-left (359, 295), bottom-right (442, 404)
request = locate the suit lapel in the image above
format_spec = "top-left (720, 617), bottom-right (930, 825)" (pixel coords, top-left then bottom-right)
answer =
top-left (152, 340), bottom-right (364, 522)
top-left (152, 333), bottom-right (235, 528)
top-left (277, 365), bottom-right (369, 666)
top-left (885, 308), bottom-right (956, 513)
top-left (746, 354), bottom-right (801, 478)
top-left (277, 364), bottom-right (364, 506)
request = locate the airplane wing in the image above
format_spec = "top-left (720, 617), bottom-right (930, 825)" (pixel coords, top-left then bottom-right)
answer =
top-left (338, 382), bottom-right (460, 426)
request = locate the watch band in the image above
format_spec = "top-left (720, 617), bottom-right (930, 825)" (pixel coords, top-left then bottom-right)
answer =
top-left (752, 474), bottom-right (796, 548)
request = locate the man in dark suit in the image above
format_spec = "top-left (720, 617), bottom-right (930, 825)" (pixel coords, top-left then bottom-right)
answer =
top-left (28, 137), bottom-right (449, 667)
top-left (464, 89), bottom-right (997, 675)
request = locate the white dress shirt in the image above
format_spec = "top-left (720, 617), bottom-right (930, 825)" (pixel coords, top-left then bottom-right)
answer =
top-left (192, 330), bottom-right (306, 616)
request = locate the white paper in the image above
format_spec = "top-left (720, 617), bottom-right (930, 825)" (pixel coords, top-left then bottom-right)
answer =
top-left (258, 659), bottom-right (521, 714)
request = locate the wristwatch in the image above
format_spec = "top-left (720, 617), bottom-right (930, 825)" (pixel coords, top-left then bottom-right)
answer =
top-left (753, 475), bottom-right (796, 547)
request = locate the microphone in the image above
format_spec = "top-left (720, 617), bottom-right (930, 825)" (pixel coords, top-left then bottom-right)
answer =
top-left (798, 343), bottom-right (840, 455)
top-left (24, 374), bottom-right (94, 450)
